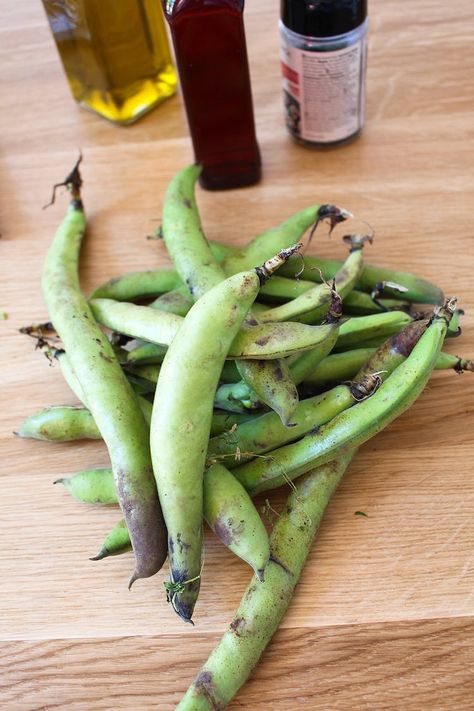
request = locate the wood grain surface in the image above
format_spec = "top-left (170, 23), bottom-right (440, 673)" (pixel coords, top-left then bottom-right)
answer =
top-left (1, 0), bottom-right (474, 709)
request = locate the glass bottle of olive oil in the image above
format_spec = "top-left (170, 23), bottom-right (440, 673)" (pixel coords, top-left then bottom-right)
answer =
top-left (42, 0), bottom-right (177, 124)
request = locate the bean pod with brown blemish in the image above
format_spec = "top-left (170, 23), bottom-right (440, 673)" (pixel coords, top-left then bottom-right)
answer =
top-left (232, 300), bottom-right (456, 495)
top-left (159, 163), bottom-right (303, 424)
top-left (41, 160), bottom-right (166, 584)
top-left (176, 452), bottom-right (356, 711)
top-left (151, 247), bottom-right (301, 623)
top-left (58, 465), bottom-right (269, 576)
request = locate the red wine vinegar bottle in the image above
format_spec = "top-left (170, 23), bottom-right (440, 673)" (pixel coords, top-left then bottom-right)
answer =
top-left (163, 0), bottom-right (261, 190)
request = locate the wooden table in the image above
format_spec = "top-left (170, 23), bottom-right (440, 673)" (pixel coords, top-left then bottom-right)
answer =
top-left (1, 1), bottom-right (474, 708)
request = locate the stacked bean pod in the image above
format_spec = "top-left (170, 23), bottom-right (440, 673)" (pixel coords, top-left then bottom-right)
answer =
top-left (20, 161), bottom-right (472, 709)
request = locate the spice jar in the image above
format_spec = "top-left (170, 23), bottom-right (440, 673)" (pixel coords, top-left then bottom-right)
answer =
top-left (280, 0), bottom-right (368, 146)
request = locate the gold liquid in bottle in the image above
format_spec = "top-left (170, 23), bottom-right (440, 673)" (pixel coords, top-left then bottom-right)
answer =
top-left (43, 0), bottom-right (177, 124)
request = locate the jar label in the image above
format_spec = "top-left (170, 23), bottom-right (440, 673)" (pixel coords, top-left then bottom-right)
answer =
top-left (280, 36), bottom-right (366, 143)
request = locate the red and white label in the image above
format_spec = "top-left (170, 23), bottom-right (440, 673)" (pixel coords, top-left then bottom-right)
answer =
top-left (281, 36), bottom-right (366, 143)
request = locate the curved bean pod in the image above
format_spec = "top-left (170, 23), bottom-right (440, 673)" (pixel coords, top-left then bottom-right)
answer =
top-left (278, 255), bottom-right (444, 305)
top-left (342, 291), bottom-right (410, 315)
top-left (55, 467), bottom-right (117, 504)
top-left (161, 164), bottom-right (225, 299)
top-left (90, 269), bottom-right (181, 301)
top-left (335, 311), bottom-right (413, 350)
top-left (19, 402), bottom-right (254, 442)
top-left (126, 341), bottom-right (168, 365)
top-left (150, 285), bottom-right (193, 317)
top-left (221, 204), bottom-right (351, 274)
top-left (215, 292), bottom-right (342, 413)
top-left (203, 463), bottom-right (269, 580)
top-left (258, 234), bottom-right (371, 323)
top-left (91, 520), bottom-right (132, 560)
top-left (208, 388), bottom-right (351, 466)
top-left (209, 317), bottom-right (429, 467)
top-left (214, 319), bottom-right (340, 413)
top-left (58, 464), bottom-right (270, 576)
top-left (42, 165), bottom-right (166, 583)
top-left (257, 275), bottom-right (315, 303)
top-left (234, 358), bottom-right (298, 425)
top-left (161, 164), bottom-right (301, 423)
top-left (176, 452), bottom-right (356, 711)
top-left (90, 298), bottom-right (341, 360)
top-left (151, 254), bottom-right (298, 623)
top-left (18, 405), bottom-right (101, 441)
top-left (232, 299), bottom-right (455, 495)
top-left (303, 348), bottom-right (377, 388)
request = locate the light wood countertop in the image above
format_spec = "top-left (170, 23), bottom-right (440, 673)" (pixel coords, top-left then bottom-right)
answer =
top-left (1, 0), bottom-right (474, 708)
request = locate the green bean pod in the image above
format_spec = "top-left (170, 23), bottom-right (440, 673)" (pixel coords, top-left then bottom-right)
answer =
top-left (210, 412), bottom-right (258, 436)
top-left (208, 388), bottom-right (351, 466)
top-left (42, 165), bottom-right (166, 583)
top-left (203, 463), bottom-right (269, 579)
top-left (342, 291), bottom-right (410, 315)
top-left (160, 164), bottom-right (302, 424)
top-left (335, 311), bottom-right (413, 350)
top-left (176, 452), bottom-right (356, 711)
top-left (234, 358), bottom-right (299, 425)
top-left (161, 164), bottom-right (225, 299)
top-left (209, 317), bottom-right (429, 467)
top-left (90, 298), bottom-right (343, 360)
top-left (435, 352), bottom-right (474, 372)
top-left (303, 348), bottom-right (377, 388)
top-left (151, 254), bottom-right (298, 623)
top-left (221, 204), bottom-right (351, 275)
top-left (18, 405), bottom-right (101, 441)
top-left (278, 255), bottom-right (444, 305)
top-left (20, 402), bottom-right (254, 442)
top-left (58, 464), bottom-right (270, 576)
top-left (304, 347), bottom-right (474, 389)
top-left (125, 341), bottom-right (168, 365)
top-left (124, 363), bottom-right (161, 384)
top-left (214, 318), bottom-right (341, 412)
top-left (150, 285), bottom-right (193, 317)
top-left (90, 269), bottom-right (181, 301)
top-left (258, 234), bottom-right (371, 324)
top-left (91, 520), bottom-right (132, 560)
top-left (257, 275), bottom-right (315, 303)
top-left (233, 299), bottom-right (456, 495)
top-left (55, 467), bottom-right (117, 503)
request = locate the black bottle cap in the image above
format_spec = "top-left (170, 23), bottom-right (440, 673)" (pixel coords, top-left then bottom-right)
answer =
top-left (281, 0), bottom-right (367, 38)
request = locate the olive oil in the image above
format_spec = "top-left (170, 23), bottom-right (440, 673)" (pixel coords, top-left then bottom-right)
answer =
top-left (43, 0), bottom-right (177, 124)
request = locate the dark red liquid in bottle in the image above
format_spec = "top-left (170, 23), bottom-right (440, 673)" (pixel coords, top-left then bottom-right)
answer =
top-left (164, 0), bottom-right (261, 190)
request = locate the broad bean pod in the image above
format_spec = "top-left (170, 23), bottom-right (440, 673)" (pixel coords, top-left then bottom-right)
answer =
top-left (90, 298), bottom-right (344, 360)
top-left (215, 291), bottom-right (343, 413)
top-left (209, 318), bottom-right (429, 466)
top-left (58, 464), bottom-right (270, 577)
top-left (232, 299), bottom-right (456, 495)
top-left (151, 248), bottom-right (300, 623)
top-left (160, 164), bottom-right (301, 423)
top-left (258, 234), bottom-right (371, 324)
top-left (221, 204), bottom-right (351, 275)
top-left (18, 405), bottom-right (101, 441)
top-left (41, 162), bottom-right (166, 583)
top-left (19, 402), bottom-right (255, 442)
top-left (278, 254), bottom-right (444, 305)
top-left (335, 311), bottom-right (413, 350)
top-left (176, 452), bottom-right (355, 711)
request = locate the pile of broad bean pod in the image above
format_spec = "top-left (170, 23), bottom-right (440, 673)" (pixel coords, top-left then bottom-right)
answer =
top-left (20, 159), bottom-right (473, 709)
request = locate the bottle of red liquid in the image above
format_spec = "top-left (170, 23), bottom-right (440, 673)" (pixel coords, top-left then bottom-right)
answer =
top-left (163, 0), bottom-right (261, 190)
